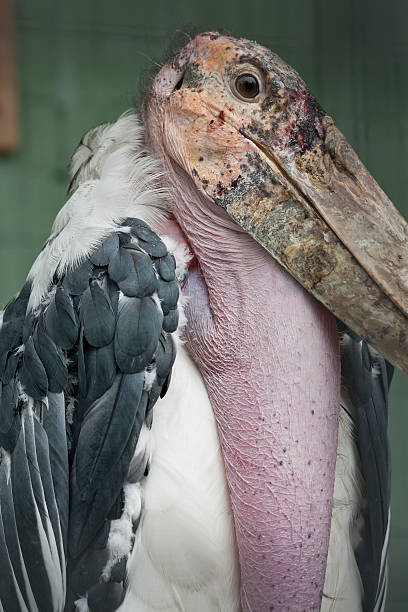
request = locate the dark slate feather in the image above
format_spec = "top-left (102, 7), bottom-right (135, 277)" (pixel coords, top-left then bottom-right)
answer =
top-left (42, 392), bottom-right (69, 555)
top-left (128, 220), bottom-right (168, 258)
top-left (20, 336), bottom-right (48, 399)
top-left (22, 309), bottom-right (36, 343)
top-left (127, 442), bottom-right (150, 483)
top-left (65, 547), bottom-right (111, 611)
top-left (160, 372), bottom-right (172, 399)
top-left (65, 544), bottom-right (128, 612)
top-left (108, 247), bottom-right (139, 296)
top-left (2, 281), bottom-right (31, 325)
top-left (155, 253), bottom-right (176, 282)
top-left (31, 416), bottom-right (66, 567)
top-left (79, 280), bottom-right (115, 347)
top-left (163, 308), bottom-right (179, 333)
top-left (127, 249), bottom-right (158, 297)
top-left (138, 236), bottom-right (168, 258)
top-left (69, 431), bottom-right (138, 560)
top-left (45, 286), bottom-right (79, 349)
top-left (124, 217), bottom-right (152, 239)
top-left (114, 296), bottom-right (163, 373)
top-left (77, 327), bottom-right (87, 399)
top-left (0, 505), bottom-right (25, 611)
top-left (1, 350), bottom-right (20, 385)
top-left (148, 332), bottom-right (175, 415)
top-left (83, 342), bottom-right (117, 405)
top-left (23, 414), bottom-right (52, 537)
top-left (157, 278), bottom-right (179, 315)
top-left (0, 218), bottom-right (183, 611)
top-left (0, 281), bottom-right (31, 379)
top-left (146, 383), bottom-right (163, 421)
top-left (89, 233), bottom-right (119, 266)
top-left (339, 325), bottom-right (392, 612)
top-left (117, 231), bottom-right (132, 247)
top-left (110, 557), bottom-right (127, 583)
top-left (0, 320), bottom-right (23, 373)
top-left (156, 332), bottom-right (177, 381)
top-left (0, 378), bottom-right (20, 453)
top-left (34, 316), bottom-right (68, 393)
top-left (105, 275), bottom-right (120, 314)
top-left (0, 462), bottom-right (32, 610)
top-left (75, 373), bottom-right (144, 496)
top-left (11, 413), bottom-right (55, 612)
top-left (86, 581), bottom-right (125, 611)
top-left (63, 259), bottom-right (93, 295)
top-left (70, 412), bottom-right (142, 558)
top-left (0, 324), bottom-right (25, 384)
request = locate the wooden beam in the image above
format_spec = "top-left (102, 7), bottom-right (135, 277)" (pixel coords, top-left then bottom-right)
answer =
top-left (0, 0), bottom-right (19, 153)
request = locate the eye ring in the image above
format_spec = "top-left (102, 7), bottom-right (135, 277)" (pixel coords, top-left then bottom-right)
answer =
top-left (232, 72), bottom-right (262, 102)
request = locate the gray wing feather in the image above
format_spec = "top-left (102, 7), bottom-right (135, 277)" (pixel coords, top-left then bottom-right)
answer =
top-left (338, 323), bottom-right (392, 612)
top-left (0, 219), bottom-right (181, 611)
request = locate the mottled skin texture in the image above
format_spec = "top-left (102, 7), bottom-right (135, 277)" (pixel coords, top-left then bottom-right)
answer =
top-left (145, 32), bottom-right (408, 377)
top-left (174, 190), bottom-right (339, 612)
top-left (143, 33), bottom-right (341, 611)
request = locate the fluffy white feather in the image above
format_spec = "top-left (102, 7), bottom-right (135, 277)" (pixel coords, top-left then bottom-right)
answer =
top-left (27, 113), bottom-right (168, 311)
top-left (102, 482), bottom-right (143, 582)
top-left (74, 596), bottom-right (89, 612)
top-left (118, 345), bottom-right (242, 612)
top-left (322, 402), bottom-right (365, 611)
top-left (144, 367), bottom-right (158, 392)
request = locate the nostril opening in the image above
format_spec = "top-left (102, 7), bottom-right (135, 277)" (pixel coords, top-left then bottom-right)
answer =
top-left (173, 73), bottom-right (185, 91)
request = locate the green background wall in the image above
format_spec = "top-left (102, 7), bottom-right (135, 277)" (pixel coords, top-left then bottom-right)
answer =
top-left (1, 0), bottom-right (407, 608)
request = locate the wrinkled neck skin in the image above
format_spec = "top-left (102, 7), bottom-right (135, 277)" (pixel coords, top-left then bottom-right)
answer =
top-left (147, 128), bottom-right (340, 611)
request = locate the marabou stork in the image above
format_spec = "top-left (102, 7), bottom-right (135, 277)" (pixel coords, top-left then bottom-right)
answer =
top-left (0, 32), bottom-right (406, 612)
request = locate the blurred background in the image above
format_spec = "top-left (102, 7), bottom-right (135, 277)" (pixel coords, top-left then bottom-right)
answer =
top-left (0, 0), bottom-right (407, 608)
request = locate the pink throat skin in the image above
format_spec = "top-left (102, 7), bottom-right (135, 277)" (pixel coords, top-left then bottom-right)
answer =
top-left (156, 171), bottom-right (341, 611)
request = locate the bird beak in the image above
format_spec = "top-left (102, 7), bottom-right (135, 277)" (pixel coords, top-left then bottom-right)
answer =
top-left (147, 37), bottom-right (408, 374)
top-left (220, 116), bottom-right (408, 375)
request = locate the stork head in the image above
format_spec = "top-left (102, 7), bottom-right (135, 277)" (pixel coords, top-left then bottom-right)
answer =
top-left (144, 31), bottom-right (408, 375)
top-left (142, 33), bottom-right (408, 611)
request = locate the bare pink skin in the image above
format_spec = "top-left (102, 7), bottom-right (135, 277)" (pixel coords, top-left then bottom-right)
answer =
top-left (146, 33), bottom-right (341, 611)
top-left (156, 178), bottom-right (340, 611)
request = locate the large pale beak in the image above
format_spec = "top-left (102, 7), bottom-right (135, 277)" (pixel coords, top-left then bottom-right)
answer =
top-left (217, 116), bottom-right (408, 376)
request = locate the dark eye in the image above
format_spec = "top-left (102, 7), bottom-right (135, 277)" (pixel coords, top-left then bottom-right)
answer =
top-left (234, 73), bottom-right (260, 100)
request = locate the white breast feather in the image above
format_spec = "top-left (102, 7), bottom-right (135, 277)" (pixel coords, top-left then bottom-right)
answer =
top-left (119, 346), bottom-right (242, 612)
top-left (322, 403), bottom-right (364, 611)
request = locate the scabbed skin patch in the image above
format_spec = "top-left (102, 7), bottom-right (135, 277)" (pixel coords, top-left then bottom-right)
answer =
top-left (144, 32), bottom-right (408, 378)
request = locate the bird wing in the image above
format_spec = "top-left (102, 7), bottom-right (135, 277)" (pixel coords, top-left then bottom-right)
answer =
top-left (0, 114), bottom-right (186, 612)
top-left (338, 323), bottom-right (393, 612)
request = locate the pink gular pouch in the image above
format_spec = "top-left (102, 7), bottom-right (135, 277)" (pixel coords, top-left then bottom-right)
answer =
top-left (143, 32), bottom-right (408, 611)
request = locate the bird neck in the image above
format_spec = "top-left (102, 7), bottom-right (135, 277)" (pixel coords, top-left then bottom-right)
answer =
top-left (158, 175), bottom-right (341, 612)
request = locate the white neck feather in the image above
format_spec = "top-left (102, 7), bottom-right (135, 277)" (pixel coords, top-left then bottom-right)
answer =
top-left (27, 113), bottom-right (168, 311)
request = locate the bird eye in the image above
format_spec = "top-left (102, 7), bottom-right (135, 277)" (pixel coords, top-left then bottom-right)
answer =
top-left (233, 73), bottom-right (261, 101)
